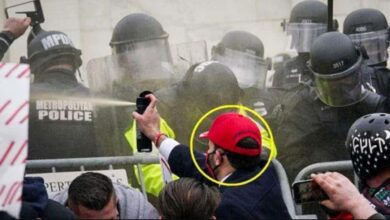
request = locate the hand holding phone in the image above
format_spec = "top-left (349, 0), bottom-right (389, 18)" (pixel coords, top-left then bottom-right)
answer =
top-left (292, 179), bottom-right (329, 204)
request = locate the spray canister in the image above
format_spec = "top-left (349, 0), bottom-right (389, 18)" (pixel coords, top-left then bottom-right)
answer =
top-left (136, 91), bottom-right (153, 152)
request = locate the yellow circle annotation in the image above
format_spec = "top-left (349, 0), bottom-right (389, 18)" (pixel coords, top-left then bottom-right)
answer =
top-left (189, 104), bottom-right (276, 187)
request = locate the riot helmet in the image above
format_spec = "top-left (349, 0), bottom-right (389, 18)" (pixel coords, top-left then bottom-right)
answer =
top-left (108, 13), bottom-right (174, 88)
top-left (27, 30), bottom-right (82, 75)
top-left (284, 0), bottom-right (328, 53)
top-left (308, 32), bottom-right (368, 107)
top-left (272, 52), bottom-right (293, 71)
top-left (110, 13), bottom-right (172, 61)
top-left (343, 8), bottom-right (389, 66)
top-left (212, 31), bottom-right (269, 89)
top-left (181, 61), bottom-right (241, 112)
top-left (345, 113), bottom-right (390, 180)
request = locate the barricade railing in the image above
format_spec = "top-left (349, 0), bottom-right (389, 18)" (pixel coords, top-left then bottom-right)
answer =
top-left (294, 160), bottom-right (353, 183)
top-left (273, 160), bottom-right (318, 219)
top-left (28, 155), bottom-right (328, 219)
top-left (26, 154), bottom-right (160, 198)
top-left (293, 160), bottom-right (354, 216)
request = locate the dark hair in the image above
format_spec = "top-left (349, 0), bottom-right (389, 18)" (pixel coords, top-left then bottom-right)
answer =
top-left (158, 178), bottom-right (221, 219)
top-left (222, 137), bottom-right (262, 169)
top-left (68, 172), bottom-right (115, 210)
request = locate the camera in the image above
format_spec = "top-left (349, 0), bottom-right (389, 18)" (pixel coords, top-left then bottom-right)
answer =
top-left (136, 91), bottom-right (153, 152)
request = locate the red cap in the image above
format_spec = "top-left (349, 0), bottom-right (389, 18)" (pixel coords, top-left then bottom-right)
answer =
top-left (199, 112), bottom-right (261, 156)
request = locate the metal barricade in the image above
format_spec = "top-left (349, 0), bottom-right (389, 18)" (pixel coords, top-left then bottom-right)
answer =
top-left (272, 160), bottom-right (318, 219)
top-left (294, 160), bottom-right (353, 183)
top-left (293, 160), bottom-right (354, 216)
top-left (26, 154), bottom-right (160, 198)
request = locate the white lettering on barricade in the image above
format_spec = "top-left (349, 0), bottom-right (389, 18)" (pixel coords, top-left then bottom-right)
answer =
top-left (35, 100), bottom-right (93, 122)
top-left (27, 169), bottom-right (128, 198)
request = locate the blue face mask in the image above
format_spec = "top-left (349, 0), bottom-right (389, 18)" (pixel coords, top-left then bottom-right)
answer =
top-left (362, 178), bottom-right (390, 218)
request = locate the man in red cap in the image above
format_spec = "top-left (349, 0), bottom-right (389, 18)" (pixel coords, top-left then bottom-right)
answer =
top-left (133, 94), bottom-right (291, 220)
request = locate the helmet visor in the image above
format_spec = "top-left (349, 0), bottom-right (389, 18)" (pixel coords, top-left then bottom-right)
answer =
top-left (214, 47), bottom-right (269, 89)
top-left (310, 55), bottom-right (367, 107)
top-left (87, 39), bottom-right (177, 99)
top-left (349, 29), bottom-right (389, 65)
top-left (286, 23), bottom-right (327, 53)
top-left (170, 40), bottom-right (209, 78)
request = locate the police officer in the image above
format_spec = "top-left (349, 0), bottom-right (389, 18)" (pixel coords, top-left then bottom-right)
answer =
top-left (272, 0), bottom-right (330, 89)
top-left (343, 8), bottom-right (390, 104)
top-left (345, 113), bottom-right (390, 217)
top-left (344, 9), bottom-right (389, 68)
top-left (273, 31), bottom-right (388, 217)
top-left (28, 30), bottom-right (98, 159)
top-left (275, 32), bottom-right (387, 182)
top-left (156, 61), bottom-right (241, 146)
top-left (87, 13), bottom-right (178, 197)
top-left (109, 13), bottom-right (175, 101)
top-left (90, 13), bottom-right (176, 156)
top-left (271, 52), bottom-right (292, 78)
top-left (211, 30), bottom-right (271, 116)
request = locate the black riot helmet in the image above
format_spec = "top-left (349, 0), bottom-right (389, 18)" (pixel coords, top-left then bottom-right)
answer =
top-left (285, 0), bottom-right (329, 53)
top-left (211, 31), bottom-right (269, 89)
top-left (272, 52), bottom-right (292, 71)
top-left (180, 61), bottom-right (240, 111)
top-left (109, 13), bottom-right (173, 78)
top-left (212, 31), bottom-right (264, 58)
top-left (289, 0), bottom-right (328, 23)
top-left (345, 113), bottom-right (390, 180)
top-left (110, 13), bottom-right (170, 55)
top-left (343, 9), bottom-right (389, 66)
top-left (308, 32), bottom-right (368, 107)
top-left (27, 30), bottom-right (82, 75)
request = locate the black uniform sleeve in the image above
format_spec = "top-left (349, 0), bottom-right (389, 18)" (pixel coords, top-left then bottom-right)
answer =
top-left (0, 31), bottom-right (15, 61)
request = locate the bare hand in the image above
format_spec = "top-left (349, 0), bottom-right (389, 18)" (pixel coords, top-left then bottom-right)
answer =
top-left (3, 17), bottom-right (31, 39)
top-left (311, 172), bottom-right (376, 219)
top-left (132, 94), bottom-right (160, 142)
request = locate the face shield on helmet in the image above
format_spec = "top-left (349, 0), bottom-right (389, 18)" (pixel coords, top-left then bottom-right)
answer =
top-left (286, 23), bottom-right (327, 53)
top-left (349, 29), bottom-right (389, 65)
top-left (113, 38), bottom-right (174, 77)
top-left (309, 54), bottom-right (369, 107)
top-left (213, 47), bottom-right (269, 89)
top-left (86, 40), bottom-right (176, 101)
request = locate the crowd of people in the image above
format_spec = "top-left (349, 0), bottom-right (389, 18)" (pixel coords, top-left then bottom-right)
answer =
top-left (0, 0), bottom-right (390, 219)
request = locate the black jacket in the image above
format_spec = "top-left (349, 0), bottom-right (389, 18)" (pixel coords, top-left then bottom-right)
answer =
top-left (28, 69), bottom-right (98, 159)
top-left (168, 145), bottom-right (291, 220)
top-left (272, 55), bottom-right (312, 89)
top-left (269, 68), bottom-right (388, 180)
top-left (0, 31), bottom-right (14, 61)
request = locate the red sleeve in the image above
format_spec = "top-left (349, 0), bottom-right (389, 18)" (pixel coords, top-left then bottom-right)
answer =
top-left (328, 211), bottom-right (353, 220)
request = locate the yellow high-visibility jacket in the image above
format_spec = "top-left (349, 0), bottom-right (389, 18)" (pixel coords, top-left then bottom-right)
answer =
top-left (125, 118), bottom-right (178, 197)
top-left (238, 105), bottom-right (277, 158)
